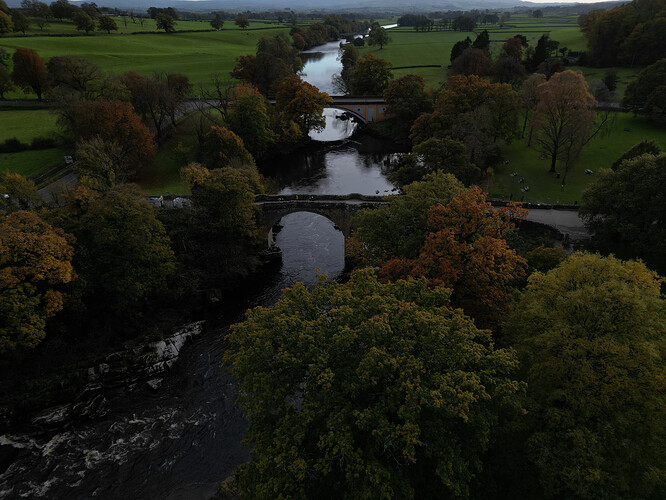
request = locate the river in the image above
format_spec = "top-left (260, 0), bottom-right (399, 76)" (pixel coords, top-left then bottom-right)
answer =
top-left (0, 36), bottom-right (402, 500)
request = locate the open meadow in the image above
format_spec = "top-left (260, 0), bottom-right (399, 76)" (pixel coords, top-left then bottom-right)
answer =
top-left (489, 113), bottom-right (666, 204)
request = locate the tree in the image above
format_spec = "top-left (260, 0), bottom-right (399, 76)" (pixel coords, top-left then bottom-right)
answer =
top-left (580, 150), bottom-right (666, 274)
top-left (73, 137), bottom-right (132, 188)
top-left (0, 64), bottom-right (15, 98)
top-left (73, 11), bottom-right (95, 33)
top-left (203, 125), bottom-right (254, 168)
top-left (0, 172), bottom-right (40, 213)
top-left (451, 47), bottom-right (492, 77)
top-left (450, 37), bottom-right (471, 64)
top-left (46, 55), bottom-right (123, 102)
top-left (34, 16), bottom-right (49, 30)
top-left (518, 72), bottom-right (546, 141)
top-left (337, 43), bottom-right (358, 93)
top-left (48, 185), bottom-right (175, 317)
top-left (413, 137), bottom-right (480, 185)
top-left (348, 53), bottom-right (393, 96)
top-left (610, 139), bottom-right (662, 170)
top-left (11, 48), bottom-right (48, 100)
top-left (505, 253), bottom-right (666, 499)
top-left (532, 70), bottom-right (596, 174)
top-left (226, 83), bottom-right (275, 157)
top-left (347, 171), bottom-right (465, 266)
top-left (381, 186), bottom-right (527, 330)
top-left (67, 99), bottom-right (155, 169)
top-left (11, 11), bottom-right (29, 34)
top-left (472, 29), bottom-right (490, 52)
top-left (225, 268), bottom-right (522, 499)
top-left (501, 36), bottom-right (524, 61)
top-left (234, 15), bottom-right (249, 29)
top-left (275, 75), bottom-right (332, 137)
top-left (0, 11), bottom-right (13, 33)
top-left (155, 13), bottom-right (175, 33)
top-left (0, 211), bottom-right (75, 354)
top-left (97, 15), bottom-right (117, 33)
top-left (50, 0), bottom-right (74, 20)
top-left (624, 58), bottom-right (666, 122)
top-left (492, 56), bottom-right (527, 87)
top-left (367, 22), bottom-right (390, 49)
top-left (210, 13), bottom-right (223, 30)
top-left (383, 74), bottom-right (432, 132)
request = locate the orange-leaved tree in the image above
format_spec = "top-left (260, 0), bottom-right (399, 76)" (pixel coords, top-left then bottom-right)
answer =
top-left (69, 100), bottom-right (155, 170)
top-left (381, 186), bottom-right (528, 330)
top-left (11, 47), bottom-right (48, 99)
top-left (203, 125), bottom-right (255, 168)
top-left (0, 211), bottom-right (75, 354)
top-left (275, 75), bottom-right (332, 136)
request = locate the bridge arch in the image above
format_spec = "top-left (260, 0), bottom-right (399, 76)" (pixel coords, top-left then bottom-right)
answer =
top-left (261, 209), bottom-right (349, 247)
top-left (325, 106), bottom-right (368, 124)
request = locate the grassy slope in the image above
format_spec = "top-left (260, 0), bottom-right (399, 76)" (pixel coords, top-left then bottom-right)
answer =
top-left (0, 25), bottom-right (291, 93)
top-left (489, 113), bottom-right (666, 204)
top-left (0, 147), bottom-right (67, 177)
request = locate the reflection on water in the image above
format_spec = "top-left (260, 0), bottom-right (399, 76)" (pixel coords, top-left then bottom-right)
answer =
top-left (300, 40), bottom-right (344, 95)
top-left (259, 142), bottom-right (398, 196)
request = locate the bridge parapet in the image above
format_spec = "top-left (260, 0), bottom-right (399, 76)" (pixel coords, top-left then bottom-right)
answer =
top-left (255, 193), bottom-right (390, 203)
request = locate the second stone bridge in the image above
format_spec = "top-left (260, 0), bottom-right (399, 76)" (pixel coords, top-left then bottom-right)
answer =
top-left (254, 193), bottom-right (389, 246)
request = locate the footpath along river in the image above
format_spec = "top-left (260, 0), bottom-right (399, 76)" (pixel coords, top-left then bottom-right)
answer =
top-left (0, 32), bottom-right (406, 500)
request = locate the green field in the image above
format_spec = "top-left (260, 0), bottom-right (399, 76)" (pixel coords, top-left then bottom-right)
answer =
top-left (0, 25), bottom-right (291, 96)
top-left (489, 113), bottom-right (666, 204)
top-left (0, 147), bottom-right (67, 178)
top-left (0, 109), bottom-right (58, 142)
top-left (2, 17), bottom-right (286, 36)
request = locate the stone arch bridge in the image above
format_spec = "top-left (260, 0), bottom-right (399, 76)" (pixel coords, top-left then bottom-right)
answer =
top-left (265, 96), bottom-right (389, 124)
top-left (255, 193), bottom-right (388, 247)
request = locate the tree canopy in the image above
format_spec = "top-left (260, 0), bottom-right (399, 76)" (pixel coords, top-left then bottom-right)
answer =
top-left (225, 268), bottom-right (522, 499)
top-left (505, 253), bottom-right (666, 498)
top-left (0, 211), bottom-right (75, 354)
top-left (348, 53), bottom-right (393, 96)
top-left (11, 47), bottom-right (48, 99)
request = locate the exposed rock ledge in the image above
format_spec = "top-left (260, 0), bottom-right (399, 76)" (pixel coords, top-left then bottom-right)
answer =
top-left (4, 321), bottom-right (205, 431)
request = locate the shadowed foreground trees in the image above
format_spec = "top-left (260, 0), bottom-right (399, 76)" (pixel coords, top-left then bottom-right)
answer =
top-left (505, 253), bottom-right (666, 499)
top-left (225, 269), bottom-right (523, 499)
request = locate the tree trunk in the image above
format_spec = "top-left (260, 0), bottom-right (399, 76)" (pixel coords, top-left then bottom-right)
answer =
top-left (549, 151), bottom-right (557, 173)
top-left (522, 110), bottom-right (530, 138)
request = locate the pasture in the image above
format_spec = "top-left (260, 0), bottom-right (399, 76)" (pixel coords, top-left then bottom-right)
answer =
top-left (489, 113), bottom-right (666, 204)
top-left (0, 108), bottom-right (58, 142)
top-left (0, 147), bottom-right (67, 178)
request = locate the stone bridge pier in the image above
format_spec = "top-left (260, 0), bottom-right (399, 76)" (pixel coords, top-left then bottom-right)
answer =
top-left (255, 194), bottom-right (389, 247)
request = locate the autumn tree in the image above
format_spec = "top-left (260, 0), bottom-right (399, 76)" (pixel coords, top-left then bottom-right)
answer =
top-left (505, 253), bottom-right (666, 498)
top-left (451, 47), bottom-right (492, 77)
top-left (155, 13), bottom-right (176, 33)
top-left (47, 184), bottom-right (175, 318)
top-left (11, 48), bottom-right (48, 99)
top-left (66, 99), bottom-right (155, 170)
top-left (580, 149), bottom-right (666, 274)
top-left (73, 137), bottom-right (132, 189)
top-left (226, 83), bottom-right (274, 157)
top-left (501, 36), bottom-right (524, 61)
top-left (0, 11), bottom-right (13, 33)
top-left (97, 15), bottom-right (117, 34)
top-left (347, 171), bottom-right (465, 266)
top-left (0, 172), bottom-right (41, 215)
top-left (624, 58), bottom-right (666, 124)
top-left (47, 55), bottom-right (125, 102)
top-left (73, 11), bottom-right (95, 33)
top-left (225, 268), bottom-right (523, 499)
top-left (518, 72), bottom-right (546, 142)
top-left (275, 75), bottom-right (332, 137)
top-left (532, 70), bottom-right (596, 174)
top-left (381, 186), bottom-right (527, 330)
top-left (202, 125), bottom-right (254, 168)
top-left (348, 53), bottom-right (393, 95)
top-left (0, 211), bottom-right (75, 354)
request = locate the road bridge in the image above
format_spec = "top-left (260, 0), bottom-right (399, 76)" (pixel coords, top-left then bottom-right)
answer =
top-left (254, 193), bottom-right (388, 246)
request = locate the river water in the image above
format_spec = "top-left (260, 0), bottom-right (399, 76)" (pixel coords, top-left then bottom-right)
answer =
top-left (0, 37), bottom-right (402, 500)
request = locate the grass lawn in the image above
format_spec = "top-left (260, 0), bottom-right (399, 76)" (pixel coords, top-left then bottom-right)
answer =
top-left (0, 27), bottom-right (291, 92)
top-left (568, 65), bottom-right (639, 98)
top-left (0, 147), bottom-right (67, 178)
top-left (489, 113), bottom-right (666, 204)
top-left (0, 109), bottom-right (59, 142)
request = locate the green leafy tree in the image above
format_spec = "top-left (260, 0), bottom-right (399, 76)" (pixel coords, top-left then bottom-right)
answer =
top-left (580, 149), bottom-right (666, 274)
top-left (73, 137), bottom-right (132, 188)
top-left (48, 184), bottom-right (175, 317)
top-left (624, 58), bottom-right (666, 123)
top-left (11, 48), bottom-right (48, 99)
top-left (0, 11), bottom-right (13, 33)
top-left (225, 268), bottom-right (523, 499)
top-left (234, 15), bottom-right (249, 29)
top-left (383, 74), bottom-right (432, 130)
top-left (0, 211), bottom-right (75, 354)
top-left (11, 11), bottom-right (29, 34)
top-left (203, 125), bottom-right (255, 168)
top-left (610, 139), bottom-right (662, 170)
top-left (367, 22), bottom-right (390, 49)
top-left (347, 171), bottom-right (465, 266)
top-left (97, 15), bottom-right (117, 34)
top-left (155, 13), bottom-right (176, 33)
top-left (275, 75), bottom-right (332, 136)
top-left (348, 53), bottom-right (393, 96)
top-left (226, 83), bottom-right (275, 157)
top-left (210, 13), bottom-right (223, 30)
top-left (505, 253), bottom-right (666, 499)
top-left (0, 64), bottom-right (15, 99)
top-left (0, 172), bottom-right (41, 213)
top-left (73, 11), bottom-right (95, 33)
